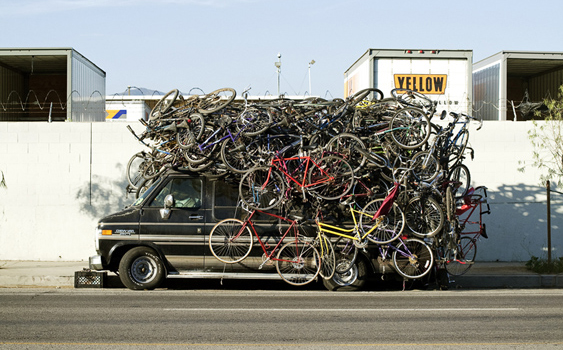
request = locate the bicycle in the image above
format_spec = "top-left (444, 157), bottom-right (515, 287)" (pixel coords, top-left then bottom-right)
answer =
top-left (208, 207), bottom-right (321, 286)
top-left (239, 136), bottom-right (354, 210)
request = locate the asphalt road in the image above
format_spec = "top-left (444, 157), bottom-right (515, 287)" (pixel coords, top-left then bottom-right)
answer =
top-left (0, 288), bottom-right (562, 349)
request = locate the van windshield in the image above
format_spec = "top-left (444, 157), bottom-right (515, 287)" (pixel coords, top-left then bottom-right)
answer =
top-left (131, 178), bottom-right (162, 206)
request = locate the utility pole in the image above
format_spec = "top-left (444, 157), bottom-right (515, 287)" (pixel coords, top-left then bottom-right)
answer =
top-left (308, 60), bottom-right (315, 96)
top-left (275, 53), bottom-right (281, 96)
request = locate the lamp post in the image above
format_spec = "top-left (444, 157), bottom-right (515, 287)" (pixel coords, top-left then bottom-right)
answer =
top-left (275, 53), bottom-right (282, 96)
top-left (308, 60), bottom-right (315, 96)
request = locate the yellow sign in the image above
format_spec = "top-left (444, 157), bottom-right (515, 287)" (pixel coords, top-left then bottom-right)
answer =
top-left (394, 74), bottom-right (447, 94)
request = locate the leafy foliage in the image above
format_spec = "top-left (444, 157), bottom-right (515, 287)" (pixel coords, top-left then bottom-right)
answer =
top-left (526, 256), bottom-right (563, 274)
top-left (525, 85), bottom-right (563, 187)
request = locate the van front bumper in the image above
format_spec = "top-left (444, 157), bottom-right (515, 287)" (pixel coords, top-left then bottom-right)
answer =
top-left (89, 255), bottom-right (104, 270)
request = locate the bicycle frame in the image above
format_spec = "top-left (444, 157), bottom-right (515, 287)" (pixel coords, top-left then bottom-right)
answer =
top-left (236, 209), bottom-right (303, 268)
top-left (456, 186), bottom-right (490, 240)
top-left (315, 204), bottom-right (383, 243)
top-left (272, 155), bottom-right (334, 191)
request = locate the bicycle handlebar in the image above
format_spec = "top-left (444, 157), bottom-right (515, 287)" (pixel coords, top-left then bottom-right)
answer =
top-left (449, 112), bottom-right (483, 131)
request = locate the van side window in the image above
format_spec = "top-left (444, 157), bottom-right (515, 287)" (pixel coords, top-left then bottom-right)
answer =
top-left (150, 178), bottom-right (202, 209)
top-left (213, 179), bottom-right (241, 220)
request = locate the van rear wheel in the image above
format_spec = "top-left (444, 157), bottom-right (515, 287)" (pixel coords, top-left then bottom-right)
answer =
top-left (119, 247), bottom-right (165, 290)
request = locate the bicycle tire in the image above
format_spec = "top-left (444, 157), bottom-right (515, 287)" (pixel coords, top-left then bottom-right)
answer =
top-left (350, 88), bottom-right (383, 107)
top-left (239, 167), bottom-right (285, 211)
top-left (405, 195), bottom-right (444, 238)
top-left (389, 107), bottom-right (431, 149)
top-left (197, 88), bottom-right (236, 114)
top-left (449, 163), bottom-right (471, 199)
top-left (390, 88), bottom-right (434, 112)
top-left (316, 234), bottom-right (335, 280)
top-left (445, 236), bottom-right (477, 276)
top-left (126, 151), bottom-right (150, 190)
top-left (307, 155), bottom-right (354, 200)
top-left (237, 107), bottom-right (273, 136)
top-left (333, 236), bottom-right (358, 274)
top-left (220, 136), bottom-right (258, 174)
top-left (447, 128), bottom-right (469, 168)
top-left (325, 133), bottom-right (367, 174)
top-left (392, 237), bottom-right (434, 279)
top-left (411, 150), bottom-right (440, 182)
top-left (149, 89), bottom-right (179, 121)
top-left (360, 198), bottom-right (405, 244)
top-left (208, 218), bottom-right (253, 264)
top-left (176, 113), bottom-right (205, 149)
top-left (276, 240), bottom-right (320, 286)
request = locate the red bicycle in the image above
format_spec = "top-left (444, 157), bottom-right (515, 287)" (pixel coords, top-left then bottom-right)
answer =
top-left (441, 186), bottom-right (490, 276)
top-left (208, 208), bottom-right (321, 286)
top-left (238, 145), bottom-right (354, 211)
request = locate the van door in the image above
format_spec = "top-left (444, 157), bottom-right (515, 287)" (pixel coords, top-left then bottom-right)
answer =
top-left (139, 176), bottom-right (206, 271)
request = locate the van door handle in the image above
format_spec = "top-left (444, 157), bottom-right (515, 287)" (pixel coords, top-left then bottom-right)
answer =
top-left (189, 215), bottom-right (204, 220)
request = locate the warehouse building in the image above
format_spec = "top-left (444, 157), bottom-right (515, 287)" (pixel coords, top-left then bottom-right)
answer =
top-left (0, 48), bottom-right (106, 122)
top-left (473, 51), bottom-right (563, 121)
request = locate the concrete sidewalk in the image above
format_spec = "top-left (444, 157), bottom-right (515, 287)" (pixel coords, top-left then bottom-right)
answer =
top-left (0, 260), bottom-right (561, 289)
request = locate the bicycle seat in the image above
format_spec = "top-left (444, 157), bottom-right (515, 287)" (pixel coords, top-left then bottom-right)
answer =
top-left (287, 214), bottom-right (304, 221)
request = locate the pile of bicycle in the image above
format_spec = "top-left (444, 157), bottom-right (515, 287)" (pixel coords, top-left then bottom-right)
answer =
top-left (126, 86), bottom-right (490, 288)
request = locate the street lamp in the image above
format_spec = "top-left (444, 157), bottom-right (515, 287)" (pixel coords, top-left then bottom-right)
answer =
top-left (308, 60), bottom-right (315, 96)
top-left (275, 53), bottom-right (282, 96)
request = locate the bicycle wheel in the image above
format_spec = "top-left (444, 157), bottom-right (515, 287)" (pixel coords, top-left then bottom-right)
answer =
top-left (445, 236), bottom-right (477, 276)
top-left (126, 151), bottom-right (151, 190)
top-left (405, 196), bottom-right (444, 238)
top-left (276, 240), bottom-right (320, 286)
top-left (208, 218), bottom-right (253, 264)
top-left (149, 89), bottom-right (179, 121)
top-left (391, 88), bottom-right (434, 112)
top-left (360, 198), bottom-right (405, 244)
top-left (176, 113), bottom-right (205, 149)
top-left (239, 167), bottom-right (285, 210)
top-left (447, 128), bottom-right (469, 168)
top-left (389, 107), bottom-right (431, 149)
top-left (237, 107), bottom-right (273, 136)
top-left (220, 136), bottom-right (259, 174)
top-left (411, 150), bottom-right (440, 182)
top-left (392, 237), bottom-right (434, 279)
top-left (307, 155), bottom-right (354, 200)
top-left (333, 236), bottom-right (358, 274)
top-left (197, 88), bottom-right (236, 114)
top-left (449, 163), bottom-right (470, 199)
top-left (325, 133), bottom-right (367, 174)
top-left (316, 234), bottom-right (335, 280)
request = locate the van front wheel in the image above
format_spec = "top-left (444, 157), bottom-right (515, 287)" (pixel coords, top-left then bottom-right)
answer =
top-left (119, 247), bottom-right (165, 290)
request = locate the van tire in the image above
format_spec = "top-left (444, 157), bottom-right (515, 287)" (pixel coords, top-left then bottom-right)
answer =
top-left (119, 247), bottom-right (165, 290)
top-left (322, 258), bottom-right (368, 291)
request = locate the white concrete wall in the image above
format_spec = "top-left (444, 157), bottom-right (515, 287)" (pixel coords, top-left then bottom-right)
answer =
top-left (0, 121), bottom-right (560, 262)
top-left (0, 122), bottom-right (145, 262)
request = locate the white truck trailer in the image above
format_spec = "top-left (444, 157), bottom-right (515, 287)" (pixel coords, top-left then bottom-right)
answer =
top-left (344, 49), bottom-right (473, 115)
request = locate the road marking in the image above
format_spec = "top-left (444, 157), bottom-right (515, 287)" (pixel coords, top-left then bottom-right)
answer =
top-left (164, 307), bottom-right (521, 312)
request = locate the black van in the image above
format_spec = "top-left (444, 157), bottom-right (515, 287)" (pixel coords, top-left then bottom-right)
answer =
top-left (89, 170), bottom-right (380, 291)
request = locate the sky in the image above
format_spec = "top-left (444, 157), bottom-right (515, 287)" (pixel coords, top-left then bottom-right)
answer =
top-left (2, 0), bottom-right (563, 99)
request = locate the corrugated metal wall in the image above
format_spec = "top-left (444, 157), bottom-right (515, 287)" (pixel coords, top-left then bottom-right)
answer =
top-left (473, 64), bottom-right (500, 121)
top-left (528, 67), bottom-right (563, 101)
top-left (70, 51), bottom-right (106, 122)
top-left (0, 65), bottom-right (25, 121)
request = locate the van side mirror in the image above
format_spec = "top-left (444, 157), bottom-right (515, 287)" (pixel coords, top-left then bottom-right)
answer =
top-left (163, 194), bottom-right (174, 208)
top-left (160, 194), bottom-right (174, 220)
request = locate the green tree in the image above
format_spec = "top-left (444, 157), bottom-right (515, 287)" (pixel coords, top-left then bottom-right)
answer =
top-left (525, 84), bottom-right (563, 187)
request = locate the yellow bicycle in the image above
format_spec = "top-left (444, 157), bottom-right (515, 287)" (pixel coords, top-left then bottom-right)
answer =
top-left (314, 189), bottom-right (405, 273)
